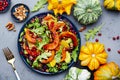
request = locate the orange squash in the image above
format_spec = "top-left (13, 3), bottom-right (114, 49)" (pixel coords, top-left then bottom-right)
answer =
top-left (59, 31), bottom-right (78, 47)
top-left (41, 50), bottom-right (55, 64)
top-left (25, 28), bottom-right (36, 44)
top-left (79, 42), bottom-right (108, 70)
top-left (43, 32), bottom-right (59, 50)
top-left (94, 62), bottom-right (120, 80)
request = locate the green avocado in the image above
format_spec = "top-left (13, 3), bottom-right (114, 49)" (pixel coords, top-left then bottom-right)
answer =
top-left (65, 51), bottom-right (71, 63)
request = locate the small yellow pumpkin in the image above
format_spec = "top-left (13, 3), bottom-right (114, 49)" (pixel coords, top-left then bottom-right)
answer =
top-left (94, 62), bottom-right (120, 80)
top-left (48, 0), bottom-right (76, 15)
top-left (79, 42), bottom-right (108, 70)
top-left (104, 0), bottom-right (120, 11)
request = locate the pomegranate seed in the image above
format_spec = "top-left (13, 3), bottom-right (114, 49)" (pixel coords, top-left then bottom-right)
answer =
top-left (0, 1), bottom-right (2, 6)
top-left (112, 37), bottom-right (116, 40)
top-left (98, 33), bottom-right (102, 36)
top-left (107, 48), bottom-right (111, 52)
top-left (118, 50), bottom-right (120, 54)
top-left (95, 39), bottom-right (99, 42)
top-left (116, 36), bottom-right (119, 40)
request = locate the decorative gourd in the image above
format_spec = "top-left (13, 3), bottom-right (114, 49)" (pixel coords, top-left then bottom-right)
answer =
top-left (104, 0), bottom-right (120, 11)
top-left (79, 42), bottom-right (108, 70)
top-left (73, 0), bottom-right (102, 25)
top-left (48, 0), bottom-right (76, 15)
top-left (94, 62), bottom-right (120, 80)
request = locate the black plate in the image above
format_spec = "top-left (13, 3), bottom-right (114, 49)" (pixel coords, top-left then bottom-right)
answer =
top-left (11, 3), bottom-right (30, 22)
top-left (18, 12), bottom-right (81, 75)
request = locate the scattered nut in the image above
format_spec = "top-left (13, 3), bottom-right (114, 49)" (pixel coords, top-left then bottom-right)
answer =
top-left (6, 22), bottom-right (15, 31)
top-left (79, 26), bottom-right (86, 32)
top-left (13, 29), bottom-right (16, 32)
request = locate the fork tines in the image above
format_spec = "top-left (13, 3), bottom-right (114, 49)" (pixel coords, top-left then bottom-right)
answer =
top-left (2, 47), bottom-right (14, 60)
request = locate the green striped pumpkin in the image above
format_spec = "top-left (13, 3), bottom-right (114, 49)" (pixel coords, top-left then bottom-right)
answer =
top-left (73, 0), bottom-right (102, 25)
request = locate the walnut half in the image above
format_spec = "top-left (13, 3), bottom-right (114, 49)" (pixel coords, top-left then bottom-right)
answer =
top-left (6, 22), bottom-right (15, 31)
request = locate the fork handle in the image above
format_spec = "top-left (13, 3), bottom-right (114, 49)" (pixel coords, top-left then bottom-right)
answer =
top-left (14, 70), bottom-right (21, 80)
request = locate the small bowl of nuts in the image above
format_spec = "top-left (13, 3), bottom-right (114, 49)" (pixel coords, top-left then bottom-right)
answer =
top-left (0, 0), bottom-right (11, 13)
top-left (11, 3), bottom-right (30, 22)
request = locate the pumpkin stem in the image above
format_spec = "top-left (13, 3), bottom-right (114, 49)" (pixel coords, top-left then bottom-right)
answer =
top-left (112, 76), bottom-right (120, 80)
top-left (58, 0), bottom-right (62, 4)
top-left (87, 9), bottom-right (92, 13)
top-left (92, 54), bottom-right (96, 57)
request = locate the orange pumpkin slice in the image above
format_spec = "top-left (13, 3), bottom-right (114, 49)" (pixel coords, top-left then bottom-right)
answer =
top-left (59, 31), bottom-right (78, 47)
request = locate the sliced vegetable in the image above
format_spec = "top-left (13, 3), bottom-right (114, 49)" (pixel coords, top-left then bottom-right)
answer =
top-left (32, 51), bottom-right (52, 67)
top-left (25, 28), bottom-right (36, 43)
top-left (19, 13), bottom-right (79, 73)
top-left (59, 31), bottom-right (78, 47)
top-left (41, 50), bottom-right (55, 64)
top-left (43, 32), bottom-right (59, 50)
top-left (65, 51), bottom-right (71, 63)
top-left (50, 59), bottom-right (56, 67)
top-left (61, 48), bottom-right (66, 62)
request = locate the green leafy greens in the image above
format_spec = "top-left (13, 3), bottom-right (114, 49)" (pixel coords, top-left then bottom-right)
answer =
top-left (27, 18), bottom-right (40, 28)
top-left (32, 0), bottom-right (47, 12)
top-left (85, 23), bottom-right (104, 41)
top-left (32, 51), bottom-right (52, 67)
top-left (72, 46), bottom-right (79, 62)
top-left (54, 46), bottom-right (63, 63)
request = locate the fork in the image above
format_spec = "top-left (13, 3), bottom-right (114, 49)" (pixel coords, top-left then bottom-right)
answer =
top-left (2, 47), bottom-right (20, 80)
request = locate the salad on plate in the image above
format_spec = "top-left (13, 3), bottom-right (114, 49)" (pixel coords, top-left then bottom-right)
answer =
top-left (18, 13), bottom-right (80, 74)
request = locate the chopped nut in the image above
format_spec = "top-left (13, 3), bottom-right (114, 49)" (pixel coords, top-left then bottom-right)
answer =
top-left (13, 5), bottom-right (28, 21)
top-left (13, 29), bottom-right (16, 32)
top-left (79, 26), bottom-right (86, 32)
top-left (6, 22), bottom-right (15, 31)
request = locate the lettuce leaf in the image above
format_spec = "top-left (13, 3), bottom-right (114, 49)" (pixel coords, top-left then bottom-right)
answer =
top-left (32, 52), bottom-right (52, 67)
top-left (54, 46), bottom-right (63, 63)
top-left (71, 46), bottom-right (78, 62)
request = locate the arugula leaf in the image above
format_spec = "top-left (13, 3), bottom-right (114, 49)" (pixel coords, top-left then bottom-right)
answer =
top-left (36, 32), bottom-right (50, 50)
top-left (26, 59), bottom-right (31, 65)
top-left (31, 26), bottom-right (45, 35)
top-left (19, 31), bottom-right (24, 42)
top-left (32, 59), bottom-right (39, 68)
top-left (32, 52), bottom-right (52, 67)
top-left (32, 0), bottom-right (47, 12)
top-left (49, 67), bottom-right (58, 73)
top-left (35, 29), bottom-right (50, 50)
top-left (60, 62), bottom-right (68, 70)
top-left (27, 18), bottom-right (40, 28)
top-left (84, 23), bottom-right (104, 41)
top-left (72, 46), bottom-right (79, 62)
top-left (46, 63), bottom-right (58, 73)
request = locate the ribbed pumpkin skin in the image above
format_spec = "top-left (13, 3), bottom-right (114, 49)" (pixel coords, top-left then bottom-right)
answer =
top-left (79, 42), bottom-right (108, 71)
top-left (73, 0), bottom-right (102, 25)
top-left (94, 62), bottom-right (120, 80)
top-left (104, 0), bottom-right (120, 11)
